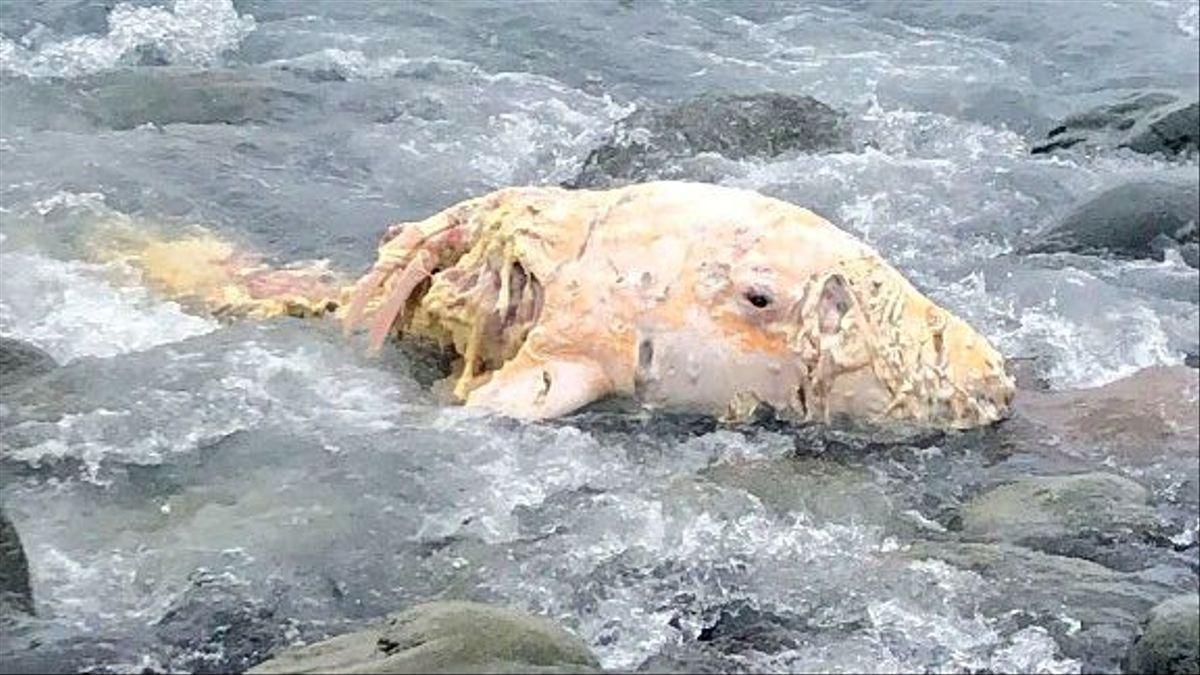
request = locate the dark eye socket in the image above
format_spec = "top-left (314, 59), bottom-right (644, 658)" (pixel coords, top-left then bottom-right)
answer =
top-left (745, 290), bottom-right (772, 308)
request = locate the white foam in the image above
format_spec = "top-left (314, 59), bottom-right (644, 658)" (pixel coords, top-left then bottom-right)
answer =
top-left (0, 0), bottom-right (255, 78)
top-left (0, 250), bottom-right (216, 364)
top-left (264, 47), bottom-right (479, 81)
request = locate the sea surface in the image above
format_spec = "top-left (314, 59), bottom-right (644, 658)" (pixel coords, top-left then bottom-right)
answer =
top-left (1, 1), bottom-right (1197, 673)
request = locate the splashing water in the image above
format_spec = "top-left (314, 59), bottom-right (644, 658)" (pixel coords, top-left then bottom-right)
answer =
top-left (0, 0), bottom-right (254, 78)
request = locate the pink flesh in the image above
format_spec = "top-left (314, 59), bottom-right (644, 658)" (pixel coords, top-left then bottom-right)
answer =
top-left (367, 249), bottom-right (436, 353)
top-left (341, 267), bottom-right (387, 334)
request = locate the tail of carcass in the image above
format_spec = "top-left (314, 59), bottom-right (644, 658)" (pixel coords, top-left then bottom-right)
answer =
top-left (93, 225), bottom-right (346, 321)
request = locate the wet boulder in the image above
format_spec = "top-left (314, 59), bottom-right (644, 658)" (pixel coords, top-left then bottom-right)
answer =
top-left (0, 507), bottom-right (33, 615)
top-left (570, 93), bottom-right (853, 188)
top-left (1124, 594), bottom-right (1200, 675)
top-left (156, 569), bottom-right (286, 674)
top-left (1021, 178), bottom-right (1199, 266)
top-left (1032, 92), bottom-right (1199, 158)
top-left (248, 601), bottom-right (601, 674)
top-left (0, 337), bottom-right (56, 389)
top-left (960, 472), bottom-right (1161, 569)
top-left (1013, 366), bottom-right (1199, 463)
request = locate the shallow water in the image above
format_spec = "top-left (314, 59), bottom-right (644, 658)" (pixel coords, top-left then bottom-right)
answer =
top-left (0, 1), bottom-right (1197, 673)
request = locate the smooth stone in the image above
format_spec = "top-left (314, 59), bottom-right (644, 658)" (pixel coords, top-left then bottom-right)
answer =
top-left (960, 472), bottom-right (1160, 567)
top-left (1032, 92), bottom-right (1199, 158)
top-left (0, 506), bottom-right (34, 615)
top-left (570, 93), bottom-right (852, 188)
top-left (1124, 593), bottom-right (1200, 675)
top-left (1014, 366), bottom-right (1199, 463)
top-left (248, 601), bottom-right (601, 674)
top-left (1021, 179), bottom-right (1199, 264)
top-left (0, 337), bottom-right (57, 389)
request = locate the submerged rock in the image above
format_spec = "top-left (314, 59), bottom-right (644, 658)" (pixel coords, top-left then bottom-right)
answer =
top-left (569, 93), bottom-right (852, 188)
top-left (1020, 179), bottom-right (1199, 266)
top-left (0, 337), bottom-right (57, 389)
top-left (155, 569), bottom-right (285, 674)
top-left (906, 542), bottom-right (1182, 673)
top-left (960, 472), bottom-right (1160, 569)
top-left (82, 68), bottom-right (318, 131)
top-left (704, 457), bottom-right (893, 527)
top-left (1032, 92), bottom-right (1199, 158)
top-left (0, 507), bottom-right (33, 615)
top-left (1124, 593), bottom-right (1200, 675)
top-left (248, 601), bottom-right (601, 674)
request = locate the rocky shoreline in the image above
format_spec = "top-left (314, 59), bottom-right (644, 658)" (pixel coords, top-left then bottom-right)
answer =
top-left (18, 357), bottom-right (1174, 675)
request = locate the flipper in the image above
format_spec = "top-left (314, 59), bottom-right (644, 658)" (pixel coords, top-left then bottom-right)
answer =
top-left (464, 349), bottom-right (612, 420)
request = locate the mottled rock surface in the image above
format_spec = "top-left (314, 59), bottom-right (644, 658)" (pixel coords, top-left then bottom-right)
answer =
top-left (570, 93), bottom-right (852, 188)
top-left (1124, 594), bottom-right (1200, 675)
top-left (248, 601), bottom-right (601, 674)
top-left (1032, 92), bottom-right (1199, 157)
top-left (1013, 366), bottom-right (1200, 462)
top-left (960, 472), bottom-right (1160, 568)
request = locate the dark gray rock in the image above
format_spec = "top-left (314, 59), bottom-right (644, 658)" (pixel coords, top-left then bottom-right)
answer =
top-left (570, 93), bottom-right (852, 188)
top-left (156, 569), bottom-right (285, 674)
top-left (1032, 93), bottom-right (1199, 158)
top-left (1021, 179), bottom-right (1199, 265)
top-left (695, 601), bottom-right (802, 656)
top-left (0, 337), bottom-right (56, 389)
top-left (248, 601), bottom-right (601, 674)
top-left (0, 506), bottom-right (33, 615)
top-left (1180, 243), bottom-right (1200, 269)
top-left (1124, 103), bottom-right (1200, 157)
top-left (1124, 594), bottom-right (1200, 675)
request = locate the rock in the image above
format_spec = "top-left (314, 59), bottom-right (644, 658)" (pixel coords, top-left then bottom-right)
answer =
top-left (1032, 93), bottom-right (1199, 158)
top-left (1124, 594), bottom-right (1200, 675)
top-left (1007, 367), bottom-right (1200, 561)
top-left (1124, 103), bottom-right (1199, 157)
top-left (704, 457), bottom-right (893, 528)
top-left (156, 569), bottom-right (285, 674)
top-left (695, 600), bottom-right (801, 655)
top-left (1014, 366), bottom-right (1200, 463)
top-left (81, 68), bottom-right (318, 131)
top-left (570, 93), bottom-right (852, 188)
top-left (1021, 179), bottom-right (1199, 265)
top-left (0, 337), bottom-right (56, 389)
top-left (1180, 243), bottom-right (1200, 269)
top-left (0, 506), bottom-right (34, 615)
top-left (248, 601), bottom-right (601, 674)
top-left (905, 542), bottom-right (1182, 673)
top-left (960, 472), bottom-right (1161, 568)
